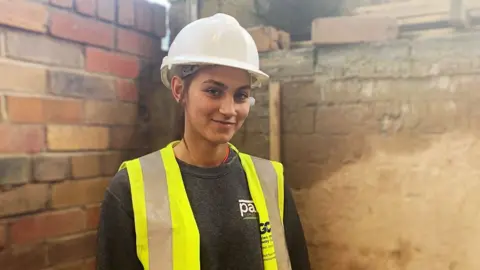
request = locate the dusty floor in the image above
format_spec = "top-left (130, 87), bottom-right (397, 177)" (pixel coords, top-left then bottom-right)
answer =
top-left (293, 132), bottom-right (480, 270)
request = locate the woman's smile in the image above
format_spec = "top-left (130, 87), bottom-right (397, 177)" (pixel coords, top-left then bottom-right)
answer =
top-left (212, 119), bottom-right (236, 126)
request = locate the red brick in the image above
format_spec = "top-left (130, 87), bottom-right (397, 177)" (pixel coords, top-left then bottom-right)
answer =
top-left (0, 96), bottom-right (5, 122)
top-left (247, 26), bottom-right (281, 52)
top-left (51, 178), bottom-right (110, 208)
top-left (6, 96), bottom-right (43, 123)
top-left (51, 98), bottom-right (84, 123)
top-left (0, 156), bottom-right (31, 185)
top-left (47, 232), bottom-right (97, 265)
top-left (0, 184), bottom-right (49, 218)
top-left (118, 0), bottom-right (134, 26)
top-left (33, 154), bottom-right (70, 182)
top-left (0, 61), bottom-right (47, 93)
top-left (110, 126), bottom-right (142, 149)
top-left (50, 0), bottom-right (74, 8)
top-left (116, 79), bottom-right (138, 102)
top-left (85, 47), bottom-right (139, 78)
top-left (85, 258), bottom-right (96, 270)
top-left (75, 0), bottom-right (96, 16)
top-left (135, 0), bottom-right (153, 32)
top-left (71, 154), bottom-right (101, 178)
top-left (0, 124), bottom-right (45, 153)
top-left (152, 4), bottom-right (167, 37)
top-left (55, 261), bottom-right (88, 270)
top-left (0, 1), bottom-right (48, 33)
top-left (85, 204), bottom-right (100, 230)
top-left (43, 98), bottom-right (84, 124)
top-left (0, 223), bottom-right (6, 249)
top-left (97, 0), bottom-right (115, 22)
top-left (49, 70), bottom-right (116, 100)
top-left (6, 31), bottom-right (84, 68)
top-left (311, 16), bottom-right (399, 45)
top-left (6, 96), bottom-right (84, 124)
top-left (0, 243), bottom-right (48, 270)
top-left (85, 100), bottom-right (137, 125)
top-left (100, 151), bottom-right (122, 176)
top-left (47, 125), bottom-right (109, 151)
top-left (10, 209), bottom-right (86, 245)
top-left (50, 10), bottom-right (114, 48)
top-left (117, 28), bottom-right (155, 57)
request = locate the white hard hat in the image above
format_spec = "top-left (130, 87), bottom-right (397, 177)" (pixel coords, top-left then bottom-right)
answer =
top-left (160, 13), bottom-right (269, 89)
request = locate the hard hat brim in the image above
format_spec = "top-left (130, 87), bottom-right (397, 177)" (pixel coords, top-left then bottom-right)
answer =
top-left (160, 55), bottom-right (269, 89)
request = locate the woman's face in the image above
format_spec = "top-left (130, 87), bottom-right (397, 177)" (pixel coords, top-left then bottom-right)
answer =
top-left (175, 65), bottom-right (252, 144)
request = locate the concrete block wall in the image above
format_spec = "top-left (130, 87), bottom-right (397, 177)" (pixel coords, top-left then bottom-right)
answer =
top-left (257, 31), bottom-right (480, 269)
top-left (0, 0), bottom-right (165, 269)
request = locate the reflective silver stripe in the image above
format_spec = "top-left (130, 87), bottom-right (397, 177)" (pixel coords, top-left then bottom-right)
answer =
top-left (251, 156), bottom-right (292, 270)
top-left (138, 152), bottom-right (173, 270)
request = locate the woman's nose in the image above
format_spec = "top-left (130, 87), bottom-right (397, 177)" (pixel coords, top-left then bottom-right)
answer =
top-left (218, 97), bottom-right (236, 116)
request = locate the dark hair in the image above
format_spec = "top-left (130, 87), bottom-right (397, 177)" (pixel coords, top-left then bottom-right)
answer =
top-left (171, 66), bottom-right (197, 141)
top-left (172, 107), bottom-right (185, 141)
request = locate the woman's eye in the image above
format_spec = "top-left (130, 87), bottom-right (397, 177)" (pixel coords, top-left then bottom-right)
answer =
top-left (234, 93), bottom-right (249, 102)
top-left (206, 88), bottom-right (222, 96)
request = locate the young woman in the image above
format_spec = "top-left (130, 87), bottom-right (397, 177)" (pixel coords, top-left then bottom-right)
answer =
top-left (96, 13), bottom-right (310, 270)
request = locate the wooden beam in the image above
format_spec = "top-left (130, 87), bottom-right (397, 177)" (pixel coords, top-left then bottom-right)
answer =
top-left (185, 0), bottom-right (198, 22)
top-left (269, 81), bottom-right (281, 162)
top-left (450, 0), bottom-right (472, 28)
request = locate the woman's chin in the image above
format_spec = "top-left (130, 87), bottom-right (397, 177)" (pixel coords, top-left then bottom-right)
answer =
top-left (205, 132), bottom-right (235, 145)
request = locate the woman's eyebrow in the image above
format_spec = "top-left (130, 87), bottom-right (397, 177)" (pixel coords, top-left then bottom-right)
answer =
top-left (203, 79), bottom-right (227, 89)
top-left (202, 79), bottom-right (250, 90)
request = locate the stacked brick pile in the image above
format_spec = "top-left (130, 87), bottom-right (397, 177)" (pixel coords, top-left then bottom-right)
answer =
top-left (247, 26), bottom-right (291, 52)
top-left (249, 1), bottom-right (480, 52)
top-left (0, 0), bottom-right (166, 269)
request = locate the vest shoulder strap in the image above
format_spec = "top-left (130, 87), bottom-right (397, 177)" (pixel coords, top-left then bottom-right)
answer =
top-left (242, 154), bottom-right (285, 220)
top-left (240, 153), bottom-right (292, 270)
top-left (116, 152), bottom-right (164, 270)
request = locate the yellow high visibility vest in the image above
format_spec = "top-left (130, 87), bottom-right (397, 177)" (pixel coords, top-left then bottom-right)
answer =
top-left (119, 141), bottom-right (292, 270)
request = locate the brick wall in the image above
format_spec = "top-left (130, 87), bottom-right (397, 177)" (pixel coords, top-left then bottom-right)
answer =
top-left (252, 31), bottom-right (480, 269)
top-left (0, 0), bottom-right (165, 269)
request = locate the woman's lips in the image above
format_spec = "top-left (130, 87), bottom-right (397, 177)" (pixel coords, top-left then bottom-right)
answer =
top-left (212, 120), bottom-right (235, 126)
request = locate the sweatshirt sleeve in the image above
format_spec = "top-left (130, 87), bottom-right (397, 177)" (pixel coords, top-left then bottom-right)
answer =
top-left (96, 169), bottom-right (143, 270)
top-left (283, 181), bottom-right (311, 270)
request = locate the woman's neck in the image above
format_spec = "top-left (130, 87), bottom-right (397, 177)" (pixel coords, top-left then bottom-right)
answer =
top-left (173, 133), bottom-right (229, 168)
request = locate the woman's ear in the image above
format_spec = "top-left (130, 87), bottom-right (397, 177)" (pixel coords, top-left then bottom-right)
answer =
top-left (170, 76), bottom-right (183, 103)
